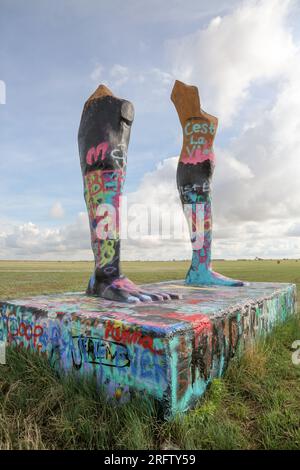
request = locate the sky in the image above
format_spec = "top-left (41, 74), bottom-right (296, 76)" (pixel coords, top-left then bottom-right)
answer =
top-left (0, 0), bottom-right (300, 261)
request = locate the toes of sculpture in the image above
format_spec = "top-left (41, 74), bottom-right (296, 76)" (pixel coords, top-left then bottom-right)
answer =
top-left (185, 268), bottom-right (244, 287)
top-left (138, 290), bottom-right (182, 301)
top-left (87, 275), bottom-right (182, 303)
top-left (210, 271), bottom-right (244, 287)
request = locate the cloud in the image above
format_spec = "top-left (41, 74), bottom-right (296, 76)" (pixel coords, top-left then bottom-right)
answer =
top-left (0, 158), bottom-right (190, 261)
top-left (90, 63), bottom-right (174, 99)
top-left (1, 149), bottom-right (299, 261)
top-left (166, 0), bottom-right (296, 125)
top-left (90, 64), bottom-right (103, 82)
top-left (213, 52), bottom-right (300, 226)
top-left (50, 201), bottom-right (65, 219)
top-left (110, 64), bottom-right (129, 87)
top-left (122, 157), bottom-right (191, 260)
top-left (0, 213), bottom-right (91, 260)
top-left (123, 154), bottom-right (300, 260)
top-left (286, 223), bottom-right (300, 237)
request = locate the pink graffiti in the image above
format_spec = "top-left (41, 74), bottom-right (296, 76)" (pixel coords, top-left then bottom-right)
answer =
top-left (111, 277), bottom-right (137, 290)
top-left (86, 142), bottom-right (109, 165)
top-left (164, 312), bottom-right (212, 336)
top-left (181, 147), bottom-right (215, 165)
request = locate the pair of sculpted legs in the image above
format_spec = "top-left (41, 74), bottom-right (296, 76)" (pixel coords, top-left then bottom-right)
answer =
top-left (78, 82), bottom-right (243, 303)
top-left (78, 85), bottom-right (180, 302)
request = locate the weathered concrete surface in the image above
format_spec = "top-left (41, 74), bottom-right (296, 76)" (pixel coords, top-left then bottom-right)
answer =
top-left (0, 281), bottom-right (297, 417)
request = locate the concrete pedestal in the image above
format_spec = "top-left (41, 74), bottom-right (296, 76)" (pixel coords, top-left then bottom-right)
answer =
top-left (0, 281), bottom-right (296, 417)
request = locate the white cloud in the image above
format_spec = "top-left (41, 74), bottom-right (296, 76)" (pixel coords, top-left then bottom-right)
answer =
top-left (167, 0), bottom-right (296, 125)
top-left (1, 146), bottom-right (299, 260)
top-left (90, 64), bottom-right (103, 82)
top-left (50, 201), bottom-right (65, 219)
top-left (212, 52), bottom-right (300, 227)
top-left (89, 63), bottom-right (174, 100)
top-left (0, 213), bottom-right (91, 260)
top-left (122, 157), bottom-right (191, 260)
top-left (122, 154), bottom-right (300, 260)
top-left (110, 64), bottom-right (129, 87)
top-left (286, 223), bottom-right (300, 237)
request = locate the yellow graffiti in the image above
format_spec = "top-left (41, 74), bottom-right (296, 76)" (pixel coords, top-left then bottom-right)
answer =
top-left (100, 240), bottom-right (116, 267)
top-left (166, 284), bottom-right (217, 290)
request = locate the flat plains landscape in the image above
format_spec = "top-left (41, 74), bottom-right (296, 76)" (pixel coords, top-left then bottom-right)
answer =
top-left (0, 259), bottom-right (299, 307)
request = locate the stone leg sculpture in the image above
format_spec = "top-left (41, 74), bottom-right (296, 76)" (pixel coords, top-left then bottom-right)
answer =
top-left (78, 84), bottom-right (180, 302)
top-left (171, 80), bottom-right (244, 286)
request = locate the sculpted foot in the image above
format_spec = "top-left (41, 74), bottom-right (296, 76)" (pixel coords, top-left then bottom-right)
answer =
top-left (87, 274), bottom-right (181, 302)
top-left (185, 267), bottom-right (243, 287)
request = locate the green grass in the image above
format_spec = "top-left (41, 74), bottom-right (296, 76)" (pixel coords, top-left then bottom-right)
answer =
top-left (1, 259), bottom-right (300, 305)
top-left (0, 260), bottom-right (299, 449)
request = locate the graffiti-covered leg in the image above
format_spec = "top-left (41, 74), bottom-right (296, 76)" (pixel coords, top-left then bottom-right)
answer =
top-left (78, 85), bottom-right (181, 302)
top-left (171, 80), bottom-right (243, 287)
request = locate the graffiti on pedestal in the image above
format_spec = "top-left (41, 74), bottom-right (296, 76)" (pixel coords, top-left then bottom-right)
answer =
top-left (0, 281), bottom-right (296, 414)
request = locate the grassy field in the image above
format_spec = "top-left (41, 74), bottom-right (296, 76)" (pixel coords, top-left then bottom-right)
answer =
top-left (0, 259), bottom-right (299, 306)
top-left (0, 260), bottom-right (299, 450)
